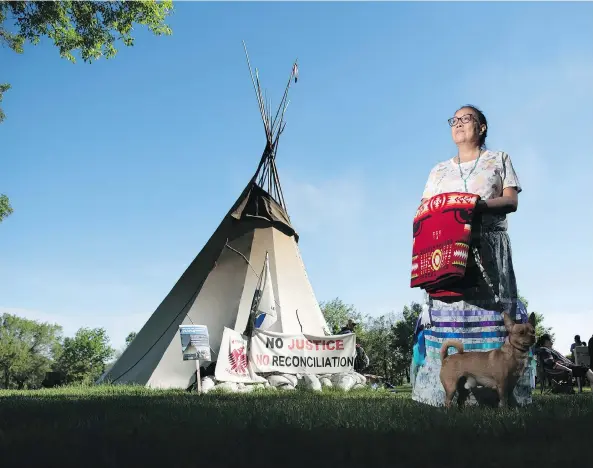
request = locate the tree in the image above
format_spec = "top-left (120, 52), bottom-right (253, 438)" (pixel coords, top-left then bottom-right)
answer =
top-left (390, 302), bottom-right (422, 383)
top-left (125, 331), bottom-right (137, 347)
top-left (518, 293), bottom-right (554, 342)
top-left (533, 312), bottom-right (554, 342)
top-left (0, 1), bottom-right (174, 216)
top-left (54, 327), bottom-right (114, 384)
top-left (0, 313), bottom-right (62, 389)
top-left (0, 83), bottom-right (9, 123)
top-left (362, 313), bottom-right (397, 382)
top-left (0, 193), bottom-right (13, 223)
top-left (1, 0), bottom-right (173, 120)
top-left (319, 297), bottom-right (366, 335)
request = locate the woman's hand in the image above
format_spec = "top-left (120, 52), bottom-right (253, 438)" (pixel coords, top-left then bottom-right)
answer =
top-left (477, 187), bottom-right (519, 215)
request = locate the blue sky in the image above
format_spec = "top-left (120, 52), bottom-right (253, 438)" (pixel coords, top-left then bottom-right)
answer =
top-left (1, 2), bottom-right (592, 355)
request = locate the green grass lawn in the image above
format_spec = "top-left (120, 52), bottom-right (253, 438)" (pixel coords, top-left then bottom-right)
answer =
top-left (1, 384), bottom-right (591, 468)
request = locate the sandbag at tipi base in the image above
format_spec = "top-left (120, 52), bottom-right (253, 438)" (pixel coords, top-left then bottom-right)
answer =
top-left (202, 371), bottom-right (367, 394)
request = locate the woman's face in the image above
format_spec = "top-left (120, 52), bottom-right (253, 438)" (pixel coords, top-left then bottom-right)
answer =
top-left (450, 107), bottom-right (479, 146)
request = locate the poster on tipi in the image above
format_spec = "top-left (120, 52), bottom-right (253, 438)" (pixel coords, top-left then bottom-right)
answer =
top-left (214, 327), bottom-right (265, 383)
top-left (179, 325), bottom-right (211, 361)
top-left (253, 252), bottom-right (277, 330)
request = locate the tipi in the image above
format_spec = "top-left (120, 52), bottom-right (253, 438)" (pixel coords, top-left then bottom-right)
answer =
top-left (99, 46), bottom-right (329, 389)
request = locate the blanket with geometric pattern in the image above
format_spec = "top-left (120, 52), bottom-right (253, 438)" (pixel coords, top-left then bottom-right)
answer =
top-left (410, 192), bottom-right (480, 297)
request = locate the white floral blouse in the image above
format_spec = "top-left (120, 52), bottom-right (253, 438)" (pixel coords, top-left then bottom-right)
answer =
top-left (421, 149), bottom-right (522, 230)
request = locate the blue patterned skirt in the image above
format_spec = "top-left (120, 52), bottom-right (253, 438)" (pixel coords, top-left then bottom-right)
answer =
top-left (411, 229), bottom-right (533, 407)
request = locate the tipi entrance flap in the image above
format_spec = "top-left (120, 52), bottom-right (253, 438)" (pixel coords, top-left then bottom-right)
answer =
top-left (232, 227), bottom-right (275, 333)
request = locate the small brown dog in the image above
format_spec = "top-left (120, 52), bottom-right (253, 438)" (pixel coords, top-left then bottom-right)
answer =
top-left (439, 310), bottom-right (536, 408)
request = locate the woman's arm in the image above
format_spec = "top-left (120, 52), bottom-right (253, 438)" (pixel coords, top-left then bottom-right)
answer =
top-left (476, 187), bottom-right (519, 214)
top-left (553, 362), bottom-right (573, 374)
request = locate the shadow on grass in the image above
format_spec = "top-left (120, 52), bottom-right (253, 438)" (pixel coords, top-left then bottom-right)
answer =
top-left (0, 389), bottom-right (592, 467)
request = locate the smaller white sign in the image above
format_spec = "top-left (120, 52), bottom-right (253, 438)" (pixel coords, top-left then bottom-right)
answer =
top-left (214, 327), bottom-right (266, 383)
top-left (179, 325), bottom-right (211, 361)
top-left (574, 346), bottom-right (590, 367)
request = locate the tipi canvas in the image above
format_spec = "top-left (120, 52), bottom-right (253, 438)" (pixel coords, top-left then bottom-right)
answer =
top-left (99, 47), bottom-right (329, 389)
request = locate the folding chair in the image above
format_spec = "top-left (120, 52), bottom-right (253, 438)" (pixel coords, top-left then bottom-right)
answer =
top-left (536, 351), bottom-right (573, 395)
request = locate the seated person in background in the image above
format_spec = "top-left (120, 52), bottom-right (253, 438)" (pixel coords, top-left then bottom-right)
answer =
top-left (536, 334), bottom-right (593, 391)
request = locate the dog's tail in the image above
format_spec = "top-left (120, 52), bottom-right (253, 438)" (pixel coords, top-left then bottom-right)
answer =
top-left (440, 339), bottom-right (464, 363)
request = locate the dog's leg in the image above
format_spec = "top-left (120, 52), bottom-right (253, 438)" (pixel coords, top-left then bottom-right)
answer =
top-left (442, 379), bottom-right (456, 409)
top-left (497, 385), bottom-right (507, 408)
top-left (508, 384), bottom-right (519, 408)
top-left (457, 387), bottom-right (469, 409)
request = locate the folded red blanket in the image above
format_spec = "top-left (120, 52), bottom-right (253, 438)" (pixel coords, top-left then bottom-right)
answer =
top-left (410, 192), bottom-right (480, 296)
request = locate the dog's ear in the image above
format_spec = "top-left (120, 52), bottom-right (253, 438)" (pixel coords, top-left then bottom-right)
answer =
top-left (528, 312), bottom-right (536, 328)
top-left (502, 311), bottom-right (515, 332)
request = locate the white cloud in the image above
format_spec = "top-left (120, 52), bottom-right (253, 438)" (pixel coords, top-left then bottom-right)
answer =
top-left (282, 171), bottom-right (366, 235)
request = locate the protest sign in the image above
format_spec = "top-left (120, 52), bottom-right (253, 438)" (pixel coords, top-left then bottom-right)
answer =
top-left (214, 327), bottom-right (266, 383)
top-left (179, 325), bottom-right (211, 361)
top-left (250, 329), bottom-right (356, 374)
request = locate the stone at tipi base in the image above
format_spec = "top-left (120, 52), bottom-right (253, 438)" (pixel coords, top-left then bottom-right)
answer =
top-left (199, 371), bottom-right (366, 394)
top-left (201, 376), bottom-right (216, 393)
top-left (201, 378), bottom-right (268, 394)
top-left (326, 371), bottom-right (367, 391)
top-left (319, 377), bottom-right (332, 388)
top-left (267, 373), bottom-right (298, 390)
top-left (301, 374), bottom-right (322, 392)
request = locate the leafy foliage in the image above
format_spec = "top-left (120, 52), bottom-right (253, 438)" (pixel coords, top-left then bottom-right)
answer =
top-left (125, 331), bottom-right (137, 347)
top-left (361, 313), bottom-right (397, 382)
top-left (390, 302), bottom-right (422, 383)
top-left (518, 293), bottom-right (554, 341)
top-left (0, 313), bottom-right (62, 389)
top-left (0, 0), bottom-right (173, 119)
top-left (0, 1), bottom-right (174, 218)
top-left (0, 193), bottom-right (13, 223)
top-left (319, 297), bottom-right (366, 335)
top-left (54, 327), bottom-right (115, 384)
top-left (0, 83), bottom-right (10, 123)
top-left (0, 1), bottom-right (173, 61)
top-left (321, 298), bottom-right (423, 384)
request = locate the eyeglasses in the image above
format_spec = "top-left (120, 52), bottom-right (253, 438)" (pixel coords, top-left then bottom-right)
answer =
top-left (448, 113), bottom-right (476, 127)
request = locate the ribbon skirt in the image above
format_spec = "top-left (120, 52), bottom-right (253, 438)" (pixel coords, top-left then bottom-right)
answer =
top-left (411, 230), bottom-right (533, 407)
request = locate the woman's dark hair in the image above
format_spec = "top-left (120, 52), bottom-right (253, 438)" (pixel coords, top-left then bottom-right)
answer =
top-left (458, 104), bottom-right (488, 148)
top-left (535, 334), bottom-right (552, 348)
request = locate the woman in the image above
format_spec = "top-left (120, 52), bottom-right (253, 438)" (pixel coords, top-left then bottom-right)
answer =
top-left (536, 334), bottom-right (593, 391)
top-left (411, 105), bottom-right (532, 407)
